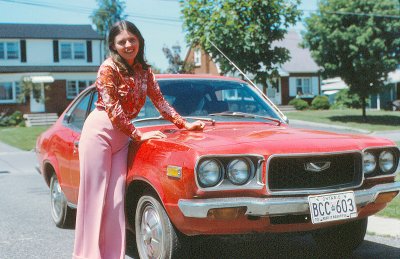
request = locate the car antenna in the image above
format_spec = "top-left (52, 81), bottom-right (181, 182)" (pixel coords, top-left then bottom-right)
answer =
top-left (207, 39), bottom-right (288, 123)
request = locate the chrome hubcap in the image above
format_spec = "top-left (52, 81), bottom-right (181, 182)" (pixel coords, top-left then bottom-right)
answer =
top-left (51, 178), bottom-right (63, 220)
top-left (140, 204), bottom-right (163, 259)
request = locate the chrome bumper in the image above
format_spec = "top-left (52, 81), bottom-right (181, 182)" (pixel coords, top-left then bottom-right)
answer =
top-left (178, 182), bottom-right (400, 218)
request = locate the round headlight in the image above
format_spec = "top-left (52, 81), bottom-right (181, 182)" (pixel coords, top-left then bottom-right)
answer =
top-left (379, 151), bottom-right (395, 173)
top-left (363, 152), bottom-right (376, 175)
top-left (227, 159), bottom-right (251, 185)
top-left (198, 159), bottom-right (223, 187)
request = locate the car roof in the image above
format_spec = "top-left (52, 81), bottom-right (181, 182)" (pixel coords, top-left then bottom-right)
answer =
top-left (155, 74), bottom-right (245, 83)
top-left (86, 74), bottom-right (246, 90)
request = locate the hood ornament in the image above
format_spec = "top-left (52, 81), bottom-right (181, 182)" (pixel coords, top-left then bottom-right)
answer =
top-left (304, 161), bottom-right (331, 172)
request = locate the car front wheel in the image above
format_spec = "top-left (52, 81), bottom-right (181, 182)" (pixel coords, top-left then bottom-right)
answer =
top-left (50, 174), bottom-right (75, 228)
top-left (135, 194), bottom-right (186, 259)
top-left (312, 218), bottom-right (368, 256)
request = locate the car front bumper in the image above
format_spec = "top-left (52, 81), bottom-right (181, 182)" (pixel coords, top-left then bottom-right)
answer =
top-left (178, 182), bottom-right (400, 218)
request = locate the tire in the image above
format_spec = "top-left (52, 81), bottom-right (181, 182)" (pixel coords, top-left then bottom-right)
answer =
top-left (49, 174), bottom-right (75, 229)
top-left (312, 218), bottom-right (368, 256)
top-left (135, 194), bottom-right (186, 259)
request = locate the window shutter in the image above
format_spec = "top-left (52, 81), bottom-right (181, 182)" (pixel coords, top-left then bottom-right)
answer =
top-left (86, 40), bottom-right (92, 63)
top-left (20, 40), bottom-right (26, 62)
top-left (53, 40), bottom-right (59, 62)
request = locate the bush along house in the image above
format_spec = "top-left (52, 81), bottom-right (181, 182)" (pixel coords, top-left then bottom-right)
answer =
top-left (0, 23), bottom-right (103, 122)
top-left (184, 30), bottom-right (321, 105)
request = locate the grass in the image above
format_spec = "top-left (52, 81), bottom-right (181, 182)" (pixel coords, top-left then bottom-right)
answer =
top-left (0, 126), bottom-right (49, 151)
top-left (286, 109), bottom-right (400, 132)
top-left (377, 174), bottom-right (400, 220)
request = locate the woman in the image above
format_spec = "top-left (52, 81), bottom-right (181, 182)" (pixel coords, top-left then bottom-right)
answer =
top-left (72, 20), bottom-right (205, 259)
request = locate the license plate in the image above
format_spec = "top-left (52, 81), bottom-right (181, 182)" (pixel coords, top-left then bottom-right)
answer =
top-left (308, 191), bottom-right (358, 224)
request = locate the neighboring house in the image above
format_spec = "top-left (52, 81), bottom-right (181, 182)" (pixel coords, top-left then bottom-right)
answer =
top-left (183, 31), bottom-right (321, 105)
top-left (0, 23), bottom-right (103, 115)
top-left (321, 77), bottom-right (348, 104)
top-left (321, 68), bottom-right (400, 110)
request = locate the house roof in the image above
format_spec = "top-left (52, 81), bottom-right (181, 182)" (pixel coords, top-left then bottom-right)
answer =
top-left (0, 23), bottom-right (102, 40)
top-left (273, 30), bottom-right (321, 74)
top-left (0, 66), bottom-right (99, 73)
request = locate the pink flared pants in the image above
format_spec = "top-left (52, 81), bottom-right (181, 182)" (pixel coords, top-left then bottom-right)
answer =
top-left (73, 108), bottom-right (129, 259)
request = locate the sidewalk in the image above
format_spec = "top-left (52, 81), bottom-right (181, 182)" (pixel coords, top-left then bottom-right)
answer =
top-left (368, 215), bottom-right (400, 238)
top-left (289, 119), bottom-right (400, 142)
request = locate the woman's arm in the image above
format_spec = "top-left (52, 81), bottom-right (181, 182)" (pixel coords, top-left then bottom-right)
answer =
top-left (146, 68), bottom-right (205, 131)
top-left (146, 68), bottom-right (187, 128)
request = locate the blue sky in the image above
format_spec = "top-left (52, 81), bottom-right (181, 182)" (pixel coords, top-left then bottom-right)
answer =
top-left (0, 0), bottom-right (317, 71)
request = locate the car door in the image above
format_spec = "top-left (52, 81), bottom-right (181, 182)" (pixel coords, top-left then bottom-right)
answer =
top-left (69, 91), bottom-right (98, 204)
top-left (62, 89), bottom-right (96, 204)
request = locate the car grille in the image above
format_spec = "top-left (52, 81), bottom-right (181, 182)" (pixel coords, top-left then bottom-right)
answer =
top-left (267, 152), bottom-right (363, 192)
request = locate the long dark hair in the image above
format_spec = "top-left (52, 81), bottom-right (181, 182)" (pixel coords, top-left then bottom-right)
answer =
top-left (108, 20), bottom-right (150, 74)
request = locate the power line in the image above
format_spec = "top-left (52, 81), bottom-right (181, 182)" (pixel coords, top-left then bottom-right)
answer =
top-left (324, 10), bottom-right (400, 19)
top-left (300, 8), bottom-right (400, 19)
top-left (0, 0), bottom-right (182, 24)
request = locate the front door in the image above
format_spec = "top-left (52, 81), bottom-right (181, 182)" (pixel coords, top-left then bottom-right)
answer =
top-left (30, 84), bottom-right (45, 112)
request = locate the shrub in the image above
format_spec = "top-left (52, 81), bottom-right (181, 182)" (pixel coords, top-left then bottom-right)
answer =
top-left (289, 98), bottom-right (309, 110)
top-left (0, 111), bottom-right (25, 127)
top-left (334, 89), bottom-right (362, 109)
top-left (312, 96), bottom-right (330, 110)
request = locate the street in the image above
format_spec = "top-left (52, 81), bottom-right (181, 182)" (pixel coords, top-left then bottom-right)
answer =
top-left (0, 144), bottom-right (399, 259)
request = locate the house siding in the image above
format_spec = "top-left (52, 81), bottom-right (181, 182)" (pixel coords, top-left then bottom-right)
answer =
top-left (186, 48), bottom-right (220, 75)
top-left (0, 23), bottom-right (103, 115)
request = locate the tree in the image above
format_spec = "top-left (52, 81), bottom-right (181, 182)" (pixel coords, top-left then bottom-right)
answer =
top-left (162, 44), bottom-right (194, 74)
top-left (302, 0), bottom-right (400, 120)
top-left (180, 0), bottom-right (302, 91)
top-left (91, 0), bottom-right (127, 55)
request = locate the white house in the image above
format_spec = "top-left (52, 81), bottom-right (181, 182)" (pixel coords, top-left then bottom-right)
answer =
top-left (0, 23), bottom-right (104, 115)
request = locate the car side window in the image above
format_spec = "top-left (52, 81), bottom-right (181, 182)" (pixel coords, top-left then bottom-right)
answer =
top-left (68, 92), bottom-right (92, 131)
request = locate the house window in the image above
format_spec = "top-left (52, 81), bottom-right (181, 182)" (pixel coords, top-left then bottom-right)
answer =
top-left (0, 82), bottom-right (20, 103)
top-left (0, 41), bottom-right (19, 60)
top-left (194, 48), bottom-right (201, 66)
top-left (66, 80), bottom-right (94, 99)
top-left (60, 42), bottom-right (86, 60)
top-left (295, 78), bottom-right (311, 96)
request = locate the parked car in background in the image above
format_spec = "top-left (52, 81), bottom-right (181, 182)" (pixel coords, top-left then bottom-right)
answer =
top-left (36, 74), bottom-right (400, 258)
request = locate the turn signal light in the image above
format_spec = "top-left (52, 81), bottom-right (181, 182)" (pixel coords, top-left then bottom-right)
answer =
top-left (207, 207), bottom-right (247, 220)
top-left (374, 191), bottom-right (399, 203)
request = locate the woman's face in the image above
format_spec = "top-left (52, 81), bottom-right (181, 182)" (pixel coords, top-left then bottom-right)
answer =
top-left (113, 30), bottom-right (139, 65)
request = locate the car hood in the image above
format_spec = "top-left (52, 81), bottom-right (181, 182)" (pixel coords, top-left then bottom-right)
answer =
top-left (161, 122), bottom-right (393, 155)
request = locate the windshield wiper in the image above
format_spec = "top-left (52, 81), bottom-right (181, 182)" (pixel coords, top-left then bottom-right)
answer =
top-left (133, 116), bottom-right (165, 123)
top-left (184, 116), bottom-right (216, 126)
top-left (209, 112), bottom-right (282, 126)
top-left (133, 116), bottom-right (216, 126)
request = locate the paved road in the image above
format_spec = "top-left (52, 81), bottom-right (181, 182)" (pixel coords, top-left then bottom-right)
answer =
top-left (0, 141), bottom-right (399, 258)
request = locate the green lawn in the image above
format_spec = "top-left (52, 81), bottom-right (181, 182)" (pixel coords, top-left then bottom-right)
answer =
top-left (377, 174), bottom-right (400, 219)
top-left (286, 109), bottom-right (400, 132)
top-left (0, 126), bottom-right (49, 151)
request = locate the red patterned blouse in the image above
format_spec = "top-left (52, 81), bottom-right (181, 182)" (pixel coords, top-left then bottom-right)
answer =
top-left (95, 58), bottom-right (186, 141)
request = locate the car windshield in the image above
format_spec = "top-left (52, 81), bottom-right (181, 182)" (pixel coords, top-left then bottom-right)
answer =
top-left (136, 78), bottom-right (281, 121)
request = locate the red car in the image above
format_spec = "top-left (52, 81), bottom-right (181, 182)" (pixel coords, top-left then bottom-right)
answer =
top-left (36, 74), bottom-right (400, 258)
